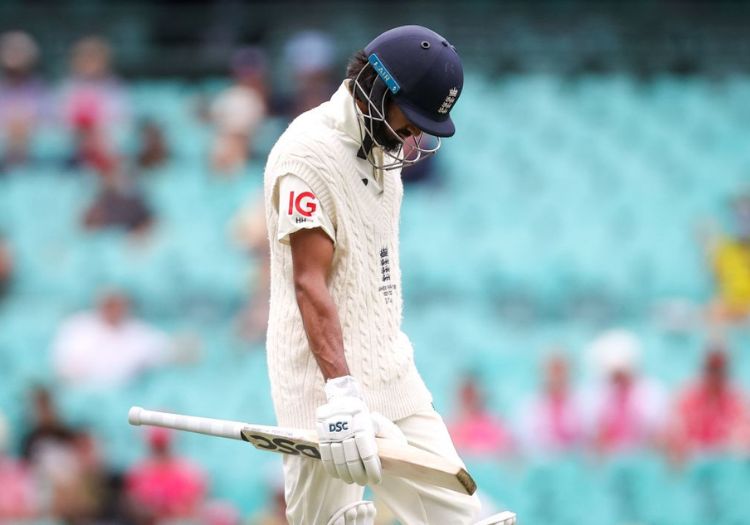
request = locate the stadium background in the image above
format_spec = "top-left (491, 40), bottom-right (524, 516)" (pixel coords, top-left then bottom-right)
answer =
top-left (1, 1), bottom-right (750, 524)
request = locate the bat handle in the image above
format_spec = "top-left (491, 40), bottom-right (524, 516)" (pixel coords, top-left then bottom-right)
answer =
top-left (128, 406), bottom-right (245, 441)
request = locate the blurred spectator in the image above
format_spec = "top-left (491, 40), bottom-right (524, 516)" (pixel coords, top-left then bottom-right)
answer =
top-left (83, 166), bottom-right (153, 234)
top-left (231, 196), bottom-right (269, 342)
top-left (0, 31), bottom-right (46, 170)
top-left (136, 119), bottom-right (170, 171)
top-left (704, 193), bottom-right (750, 326)
top-left (0, 411), bottom-right (38, 519)
top-left (51, 289), bottom-right (174, 388)
top-left (668, 344), bottom-right (750, 459)
top-left (125, 427), bottom-right (207, 523)
top-left (282, 31), bottom-right (337, 117)
top-left (517, 353), bottom-right (585, 454)
top-left (21, 386), bottom-right (77, 463)
top-left (50, 428), bottom-right (110, 523)
top-left (448, 374), bottom-right (513, 457)
top-left (0, 234), bottom-right (13, 301)
top-left (583, 329), bottom-right (669, 454)
top-left (59, 36), bottom-right (129, 173)
top-left (211, 47), bottom-right (268, 174)
top-left (21, 387), bottom-right (106, 522)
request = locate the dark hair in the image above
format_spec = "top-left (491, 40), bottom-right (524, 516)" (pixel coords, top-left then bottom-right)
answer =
top-left (346, 49), bottom-right (390, 108)
top-left (346, 50), bottom-right (370, 85)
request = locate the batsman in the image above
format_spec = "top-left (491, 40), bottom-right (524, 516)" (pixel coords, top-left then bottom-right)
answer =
top-left (264, 25), bottom-right (509, 524)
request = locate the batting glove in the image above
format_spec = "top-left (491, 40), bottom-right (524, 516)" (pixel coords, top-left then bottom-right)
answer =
top-left (370, 411), bottom-right (408, 445)
top-left (316, 376), bottom-right (382, 486)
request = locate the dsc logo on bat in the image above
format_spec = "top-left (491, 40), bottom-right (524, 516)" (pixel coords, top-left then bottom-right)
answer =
top-left (242, 432), bottom-right (322, 459)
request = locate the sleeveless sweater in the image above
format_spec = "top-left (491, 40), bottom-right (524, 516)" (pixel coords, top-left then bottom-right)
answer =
top-left (263, 82), bottom-right (433, 428)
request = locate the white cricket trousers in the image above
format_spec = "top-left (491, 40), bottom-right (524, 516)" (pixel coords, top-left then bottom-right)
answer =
top-left (283, 408), bottom-right (482, 524)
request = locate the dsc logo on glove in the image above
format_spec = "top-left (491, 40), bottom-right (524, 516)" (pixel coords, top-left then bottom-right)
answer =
top-left (329, 421), bottom-right (349, 432)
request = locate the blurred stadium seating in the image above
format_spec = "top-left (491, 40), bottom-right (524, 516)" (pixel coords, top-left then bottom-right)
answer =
top-left (1, 70), bottom-right (750, 523)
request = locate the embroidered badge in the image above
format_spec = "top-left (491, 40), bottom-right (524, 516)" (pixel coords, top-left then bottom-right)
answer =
top-left (438, 87), bottom-right (459, 114)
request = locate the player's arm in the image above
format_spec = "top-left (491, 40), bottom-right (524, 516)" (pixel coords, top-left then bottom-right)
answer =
top-left (290, 227), bottom-right (386, 486)
top-left (283, 176), bottom-right (392, 486)
top-left (289, 227), bottom-right (350, 380)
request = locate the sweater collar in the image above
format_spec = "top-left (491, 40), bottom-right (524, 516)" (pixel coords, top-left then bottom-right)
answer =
top-left (329, 80), bottom-right (373, 158)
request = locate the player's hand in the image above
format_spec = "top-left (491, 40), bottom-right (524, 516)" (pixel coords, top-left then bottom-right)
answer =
top-left (371, 412), bottom-right (408, 445)
top-left (316, 376), bottom-right (382, 486)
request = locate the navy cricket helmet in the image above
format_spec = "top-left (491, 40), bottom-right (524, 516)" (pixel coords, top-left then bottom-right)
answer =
top-left (364, 25), bottom-right (463, 137)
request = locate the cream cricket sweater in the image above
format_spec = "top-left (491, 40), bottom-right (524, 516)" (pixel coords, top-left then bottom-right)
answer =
top-left (263, 82), bottom-right (433, 428)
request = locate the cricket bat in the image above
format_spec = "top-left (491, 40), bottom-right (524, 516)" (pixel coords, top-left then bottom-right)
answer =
top-left (128, 406), bottom-right (476, 495)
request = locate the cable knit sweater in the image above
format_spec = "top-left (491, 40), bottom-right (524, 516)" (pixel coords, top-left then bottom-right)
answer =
top-left (263, 82), bottom-right (432, 428)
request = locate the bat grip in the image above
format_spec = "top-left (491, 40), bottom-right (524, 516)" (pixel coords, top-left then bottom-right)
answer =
top-left (128, 406), bottom-right (245, 441)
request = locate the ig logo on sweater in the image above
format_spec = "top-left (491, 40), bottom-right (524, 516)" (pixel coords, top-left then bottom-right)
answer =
top-left (287, 191), bottom-right (318, 217)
